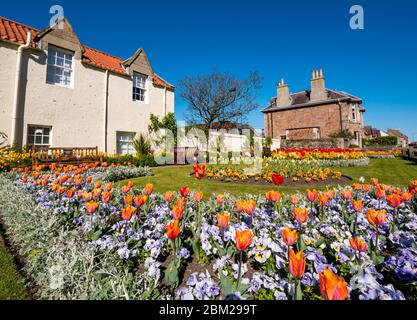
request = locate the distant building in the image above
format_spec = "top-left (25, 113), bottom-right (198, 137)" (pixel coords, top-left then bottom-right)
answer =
top-left (262, 70), bottom-right (366, 147)
top-left (363, 126), bottom-right (381, 140)
top-left (386, 129), bottom-right (409, 148)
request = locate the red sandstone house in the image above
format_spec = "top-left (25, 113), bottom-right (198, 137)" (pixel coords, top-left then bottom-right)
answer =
top-left (262, 70), bottom-right (365, 148)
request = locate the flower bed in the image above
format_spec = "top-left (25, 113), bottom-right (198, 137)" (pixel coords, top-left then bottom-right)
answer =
top-left (365, 151), bottom-right (402, 159)
top-left (205, 161), bottom-right (344, 184)
top-left (1, 164), bottom-right (416, 300)
top-left (272, 148), bottom-right (366, 160)
top-left (0, 148), bottom-right (32, 172)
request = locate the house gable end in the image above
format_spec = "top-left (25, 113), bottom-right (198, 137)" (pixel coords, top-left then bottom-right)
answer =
top-left (36, 17), bottom-right (83, 60)
top-left (123, 48), bottom-right (153, 77)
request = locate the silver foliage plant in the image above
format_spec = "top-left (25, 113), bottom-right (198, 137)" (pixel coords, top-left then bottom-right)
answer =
top-left (0, 175), bottom-right (159, 300)
top-left (89, 166), bottom-right (152, 183)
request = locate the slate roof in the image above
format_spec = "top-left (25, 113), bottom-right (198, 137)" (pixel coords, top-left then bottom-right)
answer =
top-left (262, 88), bottom-right (363, 113)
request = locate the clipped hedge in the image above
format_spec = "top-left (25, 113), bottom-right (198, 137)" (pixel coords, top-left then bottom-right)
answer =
top-left (103, 154), bottom-right (157, 168)
top-left (0, 175), bottom-right (160, 300)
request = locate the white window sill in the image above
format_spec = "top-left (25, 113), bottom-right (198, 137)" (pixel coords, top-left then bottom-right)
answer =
top-left (46, 82), bottom-right (74, 89)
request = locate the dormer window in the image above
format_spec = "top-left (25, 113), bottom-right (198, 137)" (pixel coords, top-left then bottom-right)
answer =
top-left (133, 73), bottom-right (147, 102)
top-left (46, 45), bottom-right (74, 87)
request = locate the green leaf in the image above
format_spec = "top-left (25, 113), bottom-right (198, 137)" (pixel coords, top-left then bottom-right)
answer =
top-left (295, 280), bottom-right (303, 300)
top-left (164, 260), bottom-right (179, 288)
top-left (314, 237), bottom-right (325, 248)
top-left (219, 271), bottom-right (235, 297)
top-left (371, 252), bottom-right (385, 266)
top-left (90, 230), bottom-right (102, 241)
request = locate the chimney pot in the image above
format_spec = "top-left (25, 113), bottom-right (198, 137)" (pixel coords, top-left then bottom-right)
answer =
top-left (310, 69), bottom-right (326, 101)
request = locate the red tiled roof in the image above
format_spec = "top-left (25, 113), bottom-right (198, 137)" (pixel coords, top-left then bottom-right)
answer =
top-left (0, 16), bottom-right (174, 90)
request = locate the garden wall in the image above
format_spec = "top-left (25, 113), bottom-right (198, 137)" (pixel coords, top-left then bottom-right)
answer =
top-left (280, 138), bottom-right (344, 149)
top-left (363, 145), bottom-right (400, 152)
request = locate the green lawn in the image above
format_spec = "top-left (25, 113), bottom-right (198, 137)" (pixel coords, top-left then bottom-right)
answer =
top-left (117, 158), bottom-right (417, 197)
top-left (0, 235), bottom-right (29, 300)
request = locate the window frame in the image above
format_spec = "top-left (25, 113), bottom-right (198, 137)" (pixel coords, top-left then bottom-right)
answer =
top-left (46, 45), bottom-right (74, 88)
top-left (116, 131), bottom-right (136, 155)
top-left (27, 125), bottom-right (52, 148)
top-left (132, 73), bottom-right (148, 103)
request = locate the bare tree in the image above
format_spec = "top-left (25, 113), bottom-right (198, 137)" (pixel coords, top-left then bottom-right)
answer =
top-left (178, 71), bottom-right (262, 129)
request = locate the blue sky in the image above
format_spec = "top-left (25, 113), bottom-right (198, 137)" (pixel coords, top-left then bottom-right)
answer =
top-left (2, 0), bottom-right (417, 141)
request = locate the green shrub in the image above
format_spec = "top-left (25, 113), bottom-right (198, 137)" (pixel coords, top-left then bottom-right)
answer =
top-left (104, 154), bottom-right (157, 167)
top-left (133, 133), bottom-right (152, 157)
top-left (349, 144), bottom-right (360, 149)
top-left (365, 136), bottom-right (398, 146)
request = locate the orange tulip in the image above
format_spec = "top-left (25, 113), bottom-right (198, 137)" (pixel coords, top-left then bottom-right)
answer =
top-left (235, 229), bottom-right (253, 251)
top-left (176, 197), bottom-right (186, 207)
top-left (289, 249), bottom-right (306, 279)
top-left (319, 193), bottom-right (329, 206)
top-left (127, 181), bottom-right (134, 188)
top-left (402, 192), bottom-right (413, 202)
top-left (217, 212), bottom-right (230, 229)
top-left (386, 194), bottom-right (402, 208)
top-left (236, 200), bottom-right (245, 212)
top-left (306, 189), bottom-right (318, 202)
top-left (319, 269), bottom-right (349, 300)
top-left (93, 188), bottom-right (102, 198)
top-left (349, 236), bottom-right (368, 252)
top-left (290, 195), bottom-right (298, 205)
top-left (121, 185), bottom-right (131, 194)
top-left (166, 219), bottom-right (180, 240)
top-left (144, 183), bottom-right (154, 195)
top-left (216, 194), bottom-right (225, 205)
top-left (105, 183), bottom-right (113, 191)
top-left (172, 205), bottom-right (185, 220)
top-left (121, 205), bottom-right (137, 221)
top-left (375, 186), bottom-right (386, 199)
top-left (86, 176), bottom-right (92, 183)
top-left (266, 190), bottom-right (281, 203)
top-left (371, 178), bottom-right (379, 186)
top-left (341, 189), bottom-right (353, 200)
top-left (102, 191), bottom-right (112, 203)
top-left (327, 190), bottom-right (335, 200)
top-left (352, 199), bottom-right (364, 212)
top-left (124, 194), bottom-right (134, 205)
top-left (94, 181), bottom-right (102, 189)
top-left (66, 188), bottom-right (75, 198)
top-left (362, 184), bottom-right (371, 192)
top-left (366, 208), bottom-right (387, 227)
top-left (193, 164), bottom-right (206, 180)
top-left (244, 199), bottom-right (257, 215)
top-left (352, 183), bottom-right (361, 191)
top-left (293, 208), bottom-right (308, 224)
top-left (282, 227), bottom-right (298, 246)
top-left (165, 191), bottom-right (175, 202)
top-left (194, 191), bottom-right (204, 202)
top-left (135, 194), bottom-right (147, 207)
top-left (86, 201), bottom-right (99, 214)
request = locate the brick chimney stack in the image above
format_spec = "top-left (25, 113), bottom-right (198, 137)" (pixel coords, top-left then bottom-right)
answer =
top-left (276, 78), bottom-right (291, 107)
top-left (310, 69), bottom-right (327, 101)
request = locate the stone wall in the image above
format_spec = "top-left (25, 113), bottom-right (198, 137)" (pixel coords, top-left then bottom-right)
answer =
top-left (363, 145), bottom-right (401, 152)
top-left (280, 138), bottom-right (344, 149)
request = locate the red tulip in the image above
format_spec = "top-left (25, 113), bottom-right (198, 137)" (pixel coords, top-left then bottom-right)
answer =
top-left (271, 173), bottom-right (284, 186)
top-left (180, 187), bottom-right (190, 197)
top-left (193, 164), bottom-right (206, 180)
